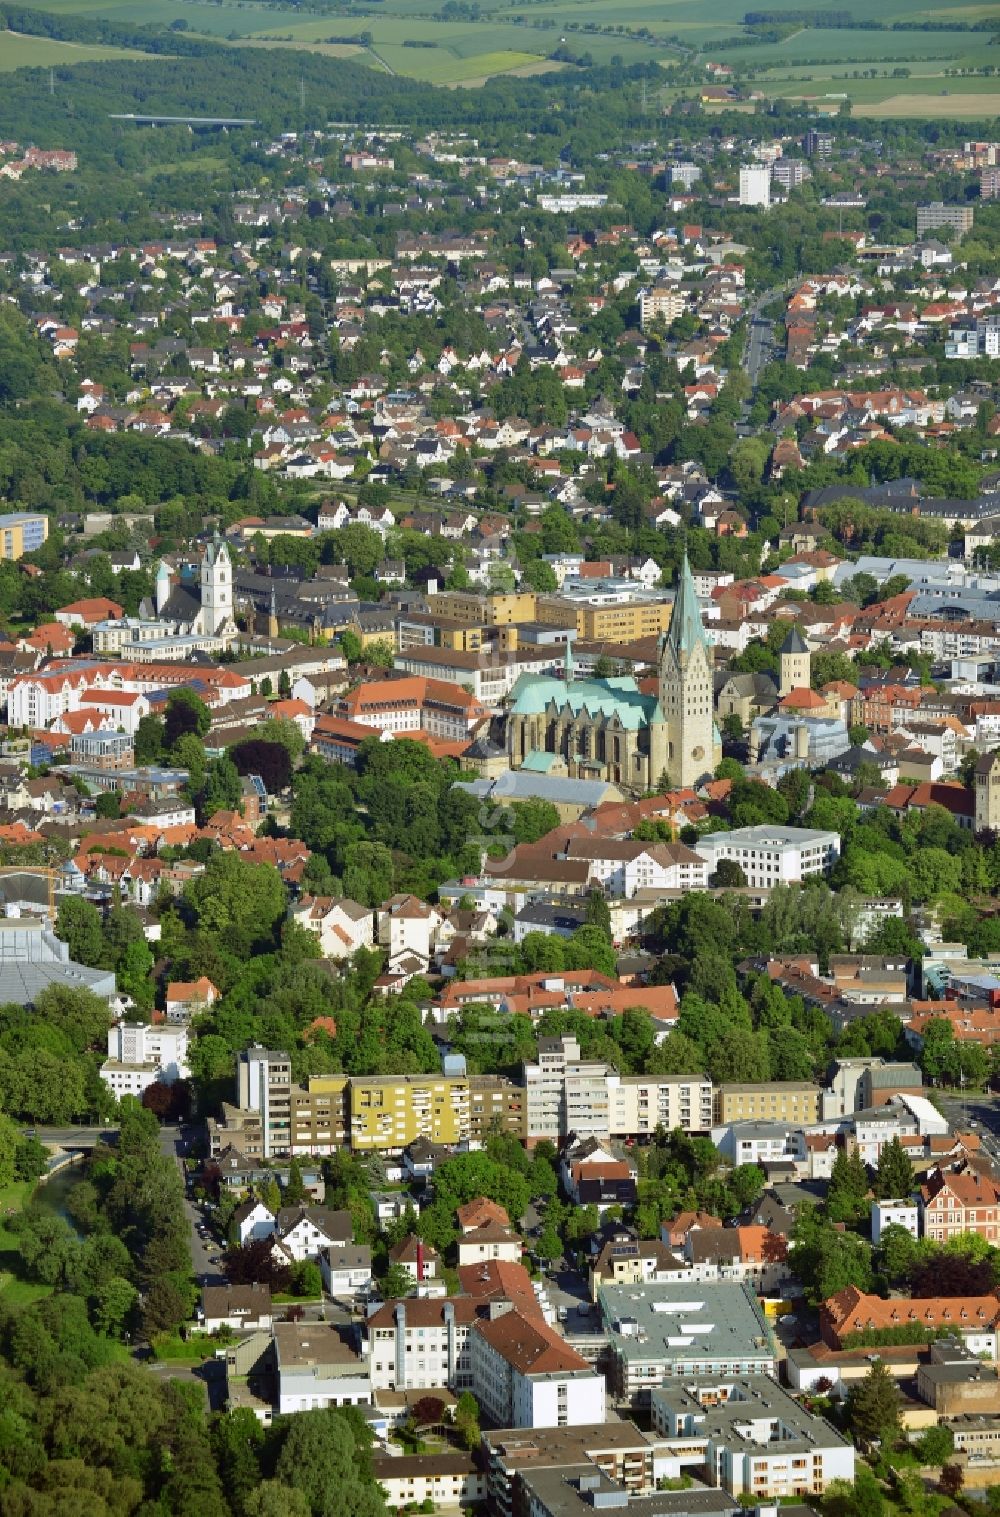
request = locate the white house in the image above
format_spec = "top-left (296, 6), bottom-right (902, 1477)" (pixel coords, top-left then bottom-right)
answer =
top-left (872, 1198), bottom-right (919, 1245)
top-left (470, 1309), bottom-right (606, 1429)
top-left (321, 1243), bottom-right (373, 1299)
top-left (377, 894), bottom-right (444, 971)
top-left (456, 1225), bottom-right (523, 1268)
top-left (196, 1284), bottom-right (273, 1335)
top-left (287, 896), bottom-right (374, 959)
top-left (165, 977), bottom-right (220, 1022)
top-left (271, 1206), bottom-right (353, 1264)
top-left (233, 1200), bottom-right (276, 1246)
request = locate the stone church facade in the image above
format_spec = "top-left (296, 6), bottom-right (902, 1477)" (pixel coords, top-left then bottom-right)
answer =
top-left (505, 556), bottom-right (719, 793)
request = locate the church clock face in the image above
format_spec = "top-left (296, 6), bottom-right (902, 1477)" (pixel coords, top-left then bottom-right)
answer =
top-left (691, 745), bottom-right (705, 762)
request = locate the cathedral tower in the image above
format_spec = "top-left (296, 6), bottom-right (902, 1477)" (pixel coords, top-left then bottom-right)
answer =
top-left (657, 554), bottom-right (715, 790)
top-left (200, 534), bottom-right (233, 637)
top-left (779, 624), bottom-right (811, 697)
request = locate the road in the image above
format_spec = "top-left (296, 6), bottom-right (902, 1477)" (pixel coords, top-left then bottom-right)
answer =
top-left (936, 1091), bottom-right (1000, 1165)
top-left (744, 314), bottom-right (775, 388)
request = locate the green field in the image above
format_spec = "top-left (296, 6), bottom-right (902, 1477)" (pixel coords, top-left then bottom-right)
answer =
top-left (0, 27), bottom-right (151, 68)
top-left (0, 1181), bottom-right (52, 1308)
top-left (373, 45), bottom-right (549, 82)
top-left (12, 0), bottom-right (1000, 88)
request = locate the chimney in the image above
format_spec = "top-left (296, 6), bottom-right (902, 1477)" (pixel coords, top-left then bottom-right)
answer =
top-left (417, 1240), bottom-right (424, 1283)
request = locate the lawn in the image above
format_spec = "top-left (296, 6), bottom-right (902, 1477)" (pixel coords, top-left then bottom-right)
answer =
top-left (150, 1333), bottom-right (213, 1362)
top-left (0, 1180), bottom-right (52, 1308)
top-left (0, 27), bottom-right (151, 68)
top-left (138, 155), bottom-right (229, 180)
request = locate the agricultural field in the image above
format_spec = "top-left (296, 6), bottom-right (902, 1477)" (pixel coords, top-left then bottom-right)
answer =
top-left (14, 0), bottom-right (1000, 90)
top-left (0, 27), bottom-right (152, 68)
top-left (370, 46), bottom-right (550, 83)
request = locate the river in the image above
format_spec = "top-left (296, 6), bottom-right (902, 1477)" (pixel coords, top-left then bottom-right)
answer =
top-left (34, 1159), bottom-right (86, 1228)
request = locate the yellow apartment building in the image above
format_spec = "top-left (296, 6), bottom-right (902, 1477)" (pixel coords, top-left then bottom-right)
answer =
top-left (713, 1081), bottom-right (821, 1126)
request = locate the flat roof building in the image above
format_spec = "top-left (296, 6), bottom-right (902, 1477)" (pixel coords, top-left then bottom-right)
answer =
top-left (650, 1375), bottom-right (854, 1498)
top-left (598, 1281), bottom-right (777, 1405)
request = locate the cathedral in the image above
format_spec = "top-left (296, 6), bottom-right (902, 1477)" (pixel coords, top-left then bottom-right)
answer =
top-left (505, 555), bottom-right (720, 793)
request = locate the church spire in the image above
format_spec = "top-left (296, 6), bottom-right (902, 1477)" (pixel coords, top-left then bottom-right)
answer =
top-left (666, 553), bottom-right (708, 666)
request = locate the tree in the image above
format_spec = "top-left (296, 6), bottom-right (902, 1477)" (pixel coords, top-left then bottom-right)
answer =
top-left (56, 896), bottom-right (105, 968)
top-left (939, 1465), bottom-right (964, 1499)
top-left (826, 1145), bottom-right (870, 1224)
top-left (246, 1484), bottom-right (311, 1517)
top-left (292, 1260), bottom-right (322, 1298)
top-left (522, 559), bottom-right (557, 592)
top-left (876, 1222), bottom-right (921, 1288)
top-left (711, 859), bottom-right (747, 888)
top-left (0, 1110), bottom-right (25, 1187)
top-left (94, 790), bottom-right (121, 820)
top-left (164, 688), bottom-right (210, 748)
top-left (509, 798), bottom-right (560, 845)
top-left (381, 1261), bottom-right (415, 1301)
top-left (284, 1157), bottom-right (307, 1206)
top-left (916, 1425), bottom-right (954, 1466)
top-left (452, 1390), bottom-right (480, 1451)
top-left (585, 888), bottom-right (612, 942)
top-left (873, 1137), bottom-right (913, 1201)
top-left (140, 1277), bottom-right (189, 1339)
top-left (845, 1359), bottom-right (900, 1443)
top-left (274, 1407), bottom-right (387, 1517)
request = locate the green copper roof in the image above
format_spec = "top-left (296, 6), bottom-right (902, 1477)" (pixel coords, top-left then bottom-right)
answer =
top-left (507, 672), bottom-right (659, 731)
top-left (666, 553), bottom-right (710, 662)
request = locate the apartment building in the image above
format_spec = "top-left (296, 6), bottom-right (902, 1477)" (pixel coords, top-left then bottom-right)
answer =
top-left (650, 1376), bottom-right (854, 1498)
top-left (274, 1322), bottom-right (371, 1414)
top-left (480, 1421), bottom-right (664, 1517)
top-left (366, 1297), bottom-right (481, 1392)
top-left (525, 1037), bottom-right (713, 1142)
top-left (916, 201), bottom-right (974, 237)
top-left (237, 1047), bottom-right (293, 1159)
top-left (349, 1073), bottom-right (470, 1152)
top-left (713, 1082), bottom-right (821, 1126)
top-left (608, 1074), bottom-right (714, 1138)
top-left (220, 1052), bottom-right (469, 1158)
top-left (470, 1308), bottom-right (606, 1430)
top-left (371, 1453), bottom-right (484, 1512)
top-left (921, 1165), bottom-right (1000, 1243)
top-left (639, 287), bottom-right (687, 330)
top-left (469, 1073), bottom-right (526, 1142)
top-left (534, 596), bottom-right (674, 642)
top-left (694, 825), bottom-right (840, 887)
top-left (739, 164), bottom-right (771, 207)
top-left (0, 511), bottom-right (48, 561)
top-left (429, 588), bottom-right (536, 626)
top-left (600, 1281), bottom-right (777, 1405)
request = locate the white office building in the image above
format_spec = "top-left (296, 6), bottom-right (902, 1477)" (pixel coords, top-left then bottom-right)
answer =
top-left (100, 1020), bottom-right (189, 1098)
top-left (694, 825), bottom-right (840, 888)
top-left (470, 1308), bottom-right (606, 1430)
